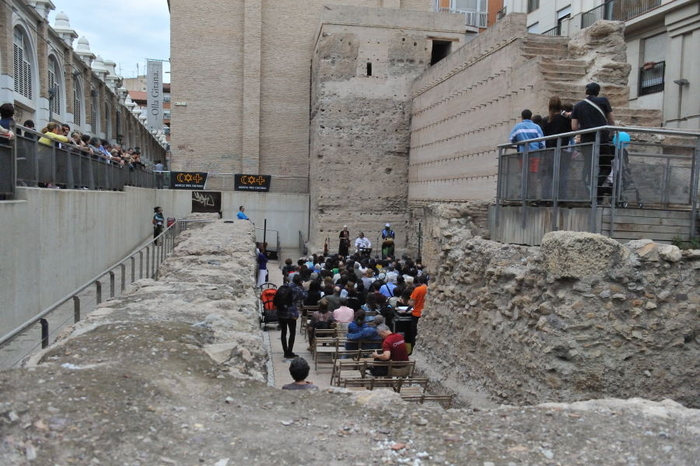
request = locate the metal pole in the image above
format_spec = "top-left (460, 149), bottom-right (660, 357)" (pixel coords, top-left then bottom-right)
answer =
top-left (521, 147), bottom-right (529, 229)
top-left (120, 264), bottom-right (126, 292)
top-left (40, 318), bottom-right (49, 348)
top-left (264, 219), bottom-right (268, 249)
top-left (551, 142), bottom-right (561, 232)
top-left (690, 137), bottom-right (700, 240)
top-left (95, 281), bottom-right (102, 305)
top-left (146, 246), bottom-right (150, 278)
top-left (139, 251), bottom-right (143, 279)
top-left (109, 271), bottom-right (115, 298)
top-left (73, 296), bottom-right (81, 323)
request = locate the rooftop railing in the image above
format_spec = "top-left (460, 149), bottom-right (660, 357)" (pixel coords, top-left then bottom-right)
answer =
top-left (581, 0), bottom-right (662, 29)
top-left (496, 125), bottom-right (700, 241)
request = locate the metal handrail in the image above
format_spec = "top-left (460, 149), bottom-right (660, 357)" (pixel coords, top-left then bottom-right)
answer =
top-left (581, 0), bottom-right (661, 29)
top-left (496, 125), bottom-right (700, 241)
top-left (9, 125), bottom-right (157, 194)
top-left (0, 220), bottom-right (185, 353)
top-left (497, 125), bottom-right (700, 149)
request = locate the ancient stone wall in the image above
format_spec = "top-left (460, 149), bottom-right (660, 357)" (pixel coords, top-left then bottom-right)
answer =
top-left (308, 6), bottom-right (465, 252)
top-left (419, 203), bottom-right (700, 408)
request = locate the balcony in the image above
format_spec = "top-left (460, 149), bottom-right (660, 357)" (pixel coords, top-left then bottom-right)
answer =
top-left (582, 0), bottom-right (662, 29)
top-left (435, 6), bottom-right (488, 29)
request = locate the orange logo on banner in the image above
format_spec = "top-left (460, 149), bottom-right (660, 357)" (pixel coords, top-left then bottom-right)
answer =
top-left (176, 173), bottom-right (204, 184)
top-left (239, 175), bottom-right (267, 186)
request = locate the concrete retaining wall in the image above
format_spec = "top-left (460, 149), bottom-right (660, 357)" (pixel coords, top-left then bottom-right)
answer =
top-left (0, 188), bottom-right (309, 336)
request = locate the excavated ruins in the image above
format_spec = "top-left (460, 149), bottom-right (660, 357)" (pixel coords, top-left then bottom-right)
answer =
top-left (1, 220), bottom-right (699, 465)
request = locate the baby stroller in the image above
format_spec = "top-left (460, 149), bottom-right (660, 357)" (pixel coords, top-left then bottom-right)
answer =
top-left (609, 132), bottom-right (643, 208)
top-left (258, 283), bottom-right (279, 329)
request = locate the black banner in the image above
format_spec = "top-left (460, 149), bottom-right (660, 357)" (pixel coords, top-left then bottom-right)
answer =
top-left (171, 171), bottom-right (208, 190)
top-left (235, 174), bottom-right (271, 192)
top-left (191, 191), bottom-right (222, 213)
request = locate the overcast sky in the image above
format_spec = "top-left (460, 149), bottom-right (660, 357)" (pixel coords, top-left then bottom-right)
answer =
top-left (50, 0), bottom-right (170, 81)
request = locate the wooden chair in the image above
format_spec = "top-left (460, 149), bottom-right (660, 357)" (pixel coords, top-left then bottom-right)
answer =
top-left (299, 305), bottom-right (319, 337)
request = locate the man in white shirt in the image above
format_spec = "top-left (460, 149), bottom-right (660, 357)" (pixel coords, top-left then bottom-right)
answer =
top-left (354, 232), bottom-right (371, 254)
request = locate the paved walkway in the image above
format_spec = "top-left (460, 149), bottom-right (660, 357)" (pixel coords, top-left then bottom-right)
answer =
top-left (264, 260), bottom-right (334, 389)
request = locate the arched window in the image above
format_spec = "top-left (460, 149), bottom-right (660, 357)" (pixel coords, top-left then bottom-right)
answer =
top-left (13, 27), bottom-right (33, 100)
top-left (48, 55), bottom-right (62, 116)
top-left (105, 102), bottom-right (112, 140)
top-left (73, 75), bottom-right (83, 126)
top-left (90, 87), bottom-right (99, 133)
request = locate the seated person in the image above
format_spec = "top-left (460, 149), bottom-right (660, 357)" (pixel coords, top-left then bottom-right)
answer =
top-left (346, 312), bottom-right (383, 351)
top-left (307, 298), bottom-right (335, 346)
top-left (370, 324), bottom-right (409, 377)
top-left (333, 296), bottom-right (355, 329)
top-left (282, 357), bottom-right (318, 390)
top-left (304, 280), bottom-right (324, 306)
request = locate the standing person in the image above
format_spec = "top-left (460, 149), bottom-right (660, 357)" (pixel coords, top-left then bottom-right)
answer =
top-left (153, 206), bottom-right (165, 245)
top-left (571, 82), bottom-right (616, 203)
top-left (509, 109), bottom-right (545, 200)
top-left (542, 96), bottom-right (573, 200)
top-left (406, 275), bottom-right (428, 354)
top-left (237, 205), bottom-right (250, 220)
top-left (381, 223), bottom-right (395, 259)
top-left (0, 103), bottom-right (15, 144)
top-left (256, 242), bottom-right (268, 287)
top-left (155, 160), bottom-right (165, 189)
top-left (275, 275), bottom-right (307, 359)
top-left (338, 225), bottom-right (350, 257)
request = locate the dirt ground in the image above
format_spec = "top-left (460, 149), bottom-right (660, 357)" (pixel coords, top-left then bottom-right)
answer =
top-left (2, 222), bottom-right (699, 465)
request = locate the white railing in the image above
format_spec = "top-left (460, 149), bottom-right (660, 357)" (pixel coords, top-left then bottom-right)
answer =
top-left (434, 5), bottom-right (488, 28)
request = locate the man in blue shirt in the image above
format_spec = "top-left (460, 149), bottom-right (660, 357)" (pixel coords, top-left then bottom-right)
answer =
top-left (237, 205), bottom-right (250, 220)
top-left (509, 109), bottom-right (545, 152)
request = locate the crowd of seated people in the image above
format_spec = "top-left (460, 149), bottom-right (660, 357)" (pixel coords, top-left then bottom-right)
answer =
top-left (282, 251), bottom-right (428, 354)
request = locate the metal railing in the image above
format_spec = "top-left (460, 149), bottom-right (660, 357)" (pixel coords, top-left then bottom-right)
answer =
top-left (0, 219), bottom-right (188, 368)
top-left (541, 25), bottom-right (561, 36)
top-left (496, 125), bottom-right (700, 239)
top-left (435, 6), bottom-right (488, 28)
top-left (582, 0), bottom-right (662, 29)
top-left (7, 127), bottom-right (157, 194)
top-left (639, 61), bottom-right (665, 96)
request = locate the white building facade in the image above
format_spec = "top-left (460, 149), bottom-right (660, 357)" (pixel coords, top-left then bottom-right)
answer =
top-left (504, 0), bottom-right (700, 130)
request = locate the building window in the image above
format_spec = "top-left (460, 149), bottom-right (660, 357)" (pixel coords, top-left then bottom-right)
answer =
top-left (73, 77), bottom-right (83, 126)
top-left (13, 27), bottom-right (33, 100)
top-left (105, 102), bottom-right (112, 140)
top-left (91, 88), bottom-right (99, 133)
top-left (163, 94), bottom-right (171, 103)
top-left (639, 61), bottom-right (665, 96)
top-left (527, 0), bottom-right (539, 13)
top-left (431, 40), bottom-right (452, 65)
top-left (527, 22), bottom-right (540, 34)
top-left (639, 34), bottom-right (666, 96)
top-left (48, 55), bottom-right (61, 116)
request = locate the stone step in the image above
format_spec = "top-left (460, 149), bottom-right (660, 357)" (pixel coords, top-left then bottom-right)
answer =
top-left (539, 68), bottom-right (584, 82)
top-left (614, 107), bottom-right (663, 127)
top-left (521, 46), bottom-right (569, 59)
top-left (546, 82), bottom-right (630, 107)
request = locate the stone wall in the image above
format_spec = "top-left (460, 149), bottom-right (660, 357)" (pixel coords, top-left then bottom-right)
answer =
top-left (419, 203), bottom-right (700, 408)
top-left (308, 6), bottom-right (465, 252)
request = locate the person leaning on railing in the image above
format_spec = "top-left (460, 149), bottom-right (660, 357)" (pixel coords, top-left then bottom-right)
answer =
top-left (38, 122), bottom-right (69, 147)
